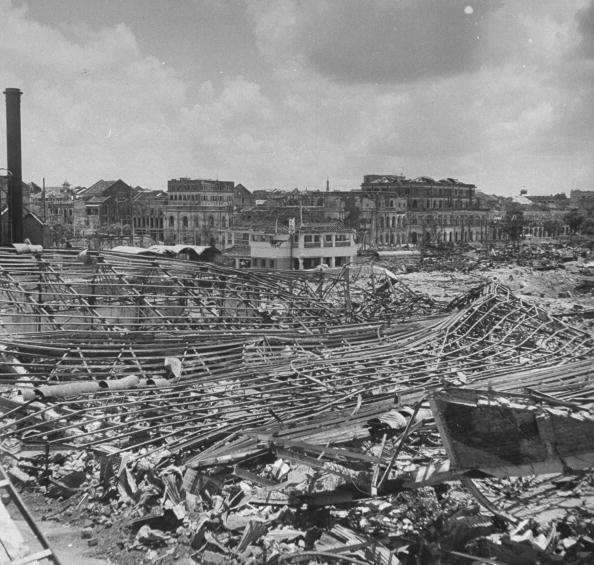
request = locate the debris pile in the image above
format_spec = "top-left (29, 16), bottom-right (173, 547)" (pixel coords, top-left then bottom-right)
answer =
top-left (0, 248), bottom-right (592, 564)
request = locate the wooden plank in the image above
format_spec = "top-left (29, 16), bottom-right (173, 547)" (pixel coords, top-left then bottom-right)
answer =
top-left (8, 549), bottom-right (51, 565)
top-left (0, 498), bottom-right (31, 565)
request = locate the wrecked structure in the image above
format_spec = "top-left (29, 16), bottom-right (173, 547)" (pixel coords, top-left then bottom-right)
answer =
top-left (0, 247), bottom-right (592, 564)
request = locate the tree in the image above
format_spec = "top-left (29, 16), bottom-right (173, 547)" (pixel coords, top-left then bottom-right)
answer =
top-left (542, 218), bottom-right (563, 237)
top-left (581, 217), bottom-right (594, 235)
top-left (501, 203), bottom-right (526, 245)
top-left (564, 208), bottom-right (586, 234)
top-left (48, 223), bottom-right (73, 247)
top-left (108, 224), bottom-right (122, 236)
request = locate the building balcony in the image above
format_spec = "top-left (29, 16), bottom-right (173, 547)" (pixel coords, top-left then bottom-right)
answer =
top-left (335, 240), bottom-right (351, 247)
top-left (304, 242), bottom-right (321, 248)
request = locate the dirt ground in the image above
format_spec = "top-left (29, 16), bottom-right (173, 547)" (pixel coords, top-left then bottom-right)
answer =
top-left (399, 262), bottom-right (594, 329)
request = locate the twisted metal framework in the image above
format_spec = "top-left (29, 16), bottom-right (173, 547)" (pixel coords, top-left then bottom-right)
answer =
top-left (0, 249), bottom-right (445, 336)
top-left (0, 245), bottom-right (591, 465)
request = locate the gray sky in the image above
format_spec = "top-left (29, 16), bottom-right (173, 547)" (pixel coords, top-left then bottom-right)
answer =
top-left (1, 0), bottom-right (593, 195)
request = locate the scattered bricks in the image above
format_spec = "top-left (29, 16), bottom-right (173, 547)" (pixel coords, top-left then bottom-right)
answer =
top-left (87, 538), bottom-right (99, 547)
top-left (81, 527), bottom-right (93, 539)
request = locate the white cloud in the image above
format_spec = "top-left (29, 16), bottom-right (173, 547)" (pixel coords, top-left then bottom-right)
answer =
top-left (0, 0), bottom-right (188, 187)
top-left (0, 0), bottom-right (591, 195)
top-left (242, 0), bottom-right (594, 193)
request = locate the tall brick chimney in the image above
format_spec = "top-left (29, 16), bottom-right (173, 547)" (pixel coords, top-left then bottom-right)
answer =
top-left (4, 88), bottom-right (23, 243)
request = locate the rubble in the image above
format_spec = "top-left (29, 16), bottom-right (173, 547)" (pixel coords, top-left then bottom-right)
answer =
top-left (0, 248), bottom-right (592, 564)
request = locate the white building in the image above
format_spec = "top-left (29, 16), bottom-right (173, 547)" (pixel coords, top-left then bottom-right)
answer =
top-left (223, 222), bottom-right (358, 270)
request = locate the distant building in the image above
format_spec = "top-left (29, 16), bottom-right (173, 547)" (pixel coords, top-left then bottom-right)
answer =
top-left (570, 190), bottom-right (594, 214)
top-left (359, 175), bottom-right (489, 246)
top-left (0, 180), bottom-right (49, 246)
top-left (73, 179), bottom-right (136, 236)
top-left (233, 184), bottom-right (255, 209)
top-left (132, 189), bottom-right (166, 243)
top-left (250, 188), bottom-right (353, 224)
top-left (164, 178), bottom-right (247, 246)
top-left (525, 193), bottom-right (570, 210)
top-left (0, 207), bottom-right (47, 246)
top-left (223, 221), bottom-right (357, 270)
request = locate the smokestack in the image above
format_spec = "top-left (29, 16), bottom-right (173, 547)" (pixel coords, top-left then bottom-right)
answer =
top-left (5, 88), bottom-right (23, 243)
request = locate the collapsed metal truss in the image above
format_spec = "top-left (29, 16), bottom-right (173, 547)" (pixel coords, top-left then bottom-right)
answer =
top-left (0, 245), bottom-right (591, 465)
top-left (0, 250), bottom-right (440, 336)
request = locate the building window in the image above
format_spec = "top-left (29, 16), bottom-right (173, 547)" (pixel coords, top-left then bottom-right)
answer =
top-left (335, 234), bottom-right (350, 247)
top-left (324, 234), bottom-right (333, 247)
top-left (335, 256), bottom-right (347, 267)
top-left (169, 216), bottom-right (174, 227)
top-left (304, 234), bottom-right (321, 248)
top-left (182, 216), bottom-right (189, 228)
top-left (303, 257), bottom-right (321, 269)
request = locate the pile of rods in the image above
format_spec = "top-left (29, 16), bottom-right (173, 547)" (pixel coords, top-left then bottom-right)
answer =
top-left (0, 258), bottom-right (591, 461)
top-left (0, 249), bottom-right (443, 336)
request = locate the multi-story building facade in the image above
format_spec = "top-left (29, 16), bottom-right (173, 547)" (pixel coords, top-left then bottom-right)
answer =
top-left (354, 193), bottom-right (408, 247)
top-left (359, 175), bottom-right (490, 246)
top-left (132, 189), bottom-right (167, 243)
top-left (252, 189), bottom-right (349, 222)
top-left (223, 222), bottom-right (357, 270)
top-left (164, 178), bottom-right (245, 246)
top-left (73, 179), bottom-right (136, 236)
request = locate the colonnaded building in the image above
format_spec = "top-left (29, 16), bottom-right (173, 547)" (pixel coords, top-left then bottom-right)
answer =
top-left (358, 175), bottom-right (491, 247)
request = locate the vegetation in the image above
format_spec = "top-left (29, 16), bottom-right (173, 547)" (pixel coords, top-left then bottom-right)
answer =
top-left (500, 203), bottom-right (526, 245)
top-left (564, 208), bottom-right (586, 234)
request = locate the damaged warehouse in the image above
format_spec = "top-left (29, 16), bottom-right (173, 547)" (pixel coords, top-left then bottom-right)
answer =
top-left (0, 247), bottom-right (592, 564)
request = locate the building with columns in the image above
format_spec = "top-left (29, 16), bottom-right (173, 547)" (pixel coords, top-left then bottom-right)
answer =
top-left (163, 178), bottom-right (239, 246)
top-left (223, 221), bottom-right (357, 270)
top-left (359, 174), bottom-right (490, 246)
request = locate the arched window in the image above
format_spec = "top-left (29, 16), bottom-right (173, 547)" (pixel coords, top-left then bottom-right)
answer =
top-left (182, 216), bottom-right (188, 228)
top-left (208, 216), bottom-right (214, 227)
top-left (169, 216), bottom-right (174, 227)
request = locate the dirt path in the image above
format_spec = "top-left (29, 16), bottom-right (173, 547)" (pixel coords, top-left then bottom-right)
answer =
top-left (15, 518), bottom-right (117, 565)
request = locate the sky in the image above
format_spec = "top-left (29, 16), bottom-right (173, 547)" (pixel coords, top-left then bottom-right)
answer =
top-left (0, 0), bottom-right (593, 195)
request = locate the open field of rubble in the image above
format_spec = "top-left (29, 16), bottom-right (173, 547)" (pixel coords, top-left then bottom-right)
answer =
top-left (0, 246), bottom-right (593, 565)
